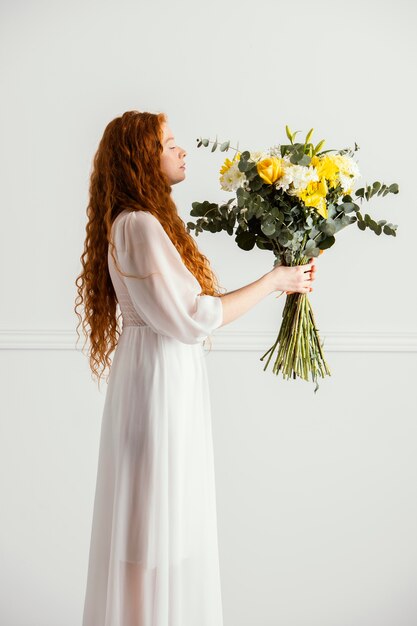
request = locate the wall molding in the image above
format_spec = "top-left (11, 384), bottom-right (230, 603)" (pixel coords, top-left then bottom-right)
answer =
top-left (0, 329), bottom-right (416, 352)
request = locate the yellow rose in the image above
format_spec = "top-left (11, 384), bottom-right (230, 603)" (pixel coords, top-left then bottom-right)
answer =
top-left (256, 157), bottom-right (284, 185)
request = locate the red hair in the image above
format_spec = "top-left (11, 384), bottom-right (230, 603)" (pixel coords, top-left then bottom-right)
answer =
top-left (74, 110), bottom-right (224, 387)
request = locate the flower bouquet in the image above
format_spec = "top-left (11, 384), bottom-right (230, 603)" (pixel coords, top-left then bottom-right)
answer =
top-left (187, 125), bottom-right (399, 391)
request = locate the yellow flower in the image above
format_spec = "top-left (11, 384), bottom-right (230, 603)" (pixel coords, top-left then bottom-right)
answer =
top-left (220, 152), bottom-right (241, 175)
top-left (297, 178), bottom-right (329, 219)
top-left (256, 157), bottom-right (285, 185)
top-left (311, 155), bottom-right (340, 189)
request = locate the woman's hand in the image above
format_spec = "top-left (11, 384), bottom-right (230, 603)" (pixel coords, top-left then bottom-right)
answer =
top-left (268, 258), bottom-right (317, 295)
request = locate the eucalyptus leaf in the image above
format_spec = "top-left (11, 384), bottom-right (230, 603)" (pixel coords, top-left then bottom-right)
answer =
top-left (298, 154), bottom-right (311, 166)
top-left (340, 202), bottom-right (356, 213)
top-left (319, 219), bottom-right (336, 236)
top-left (318, 235), bottom-right (336, 250)
top-left (261, 218), bottom-right (277, 237)
top-left (236, 230), bottom-right (256, 250)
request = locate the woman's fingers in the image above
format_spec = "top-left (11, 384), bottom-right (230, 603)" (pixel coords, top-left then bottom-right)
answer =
top-left (282, 258), bottom-right (318, 294)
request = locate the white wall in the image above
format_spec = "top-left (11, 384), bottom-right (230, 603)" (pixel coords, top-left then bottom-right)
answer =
top-left (1, 0), bottom-right (417, 624)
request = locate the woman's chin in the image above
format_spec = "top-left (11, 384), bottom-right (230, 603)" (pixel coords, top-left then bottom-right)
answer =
top-left (172, 171), bottom-right (186, 186)
top-left (178, 170), bottom-right (187, 182)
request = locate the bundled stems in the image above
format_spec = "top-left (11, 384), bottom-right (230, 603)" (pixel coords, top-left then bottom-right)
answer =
top-left (260, 258), bottom-right (331, 391)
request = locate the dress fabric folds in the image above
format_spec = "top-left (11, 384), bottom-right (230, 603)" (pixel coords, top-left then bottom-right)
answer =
top-left (82, 209), bottom-right (224, 626)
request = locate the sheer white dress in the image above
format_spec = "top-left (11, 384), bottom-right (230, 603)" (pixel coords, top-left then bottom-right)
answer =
top-left (82, 209), bottom-right (224, 626)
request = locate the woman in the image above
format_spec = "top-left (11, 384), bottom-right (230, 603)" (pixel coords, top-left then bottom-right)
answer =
top-left (75, 110), bottom-right (316, 626)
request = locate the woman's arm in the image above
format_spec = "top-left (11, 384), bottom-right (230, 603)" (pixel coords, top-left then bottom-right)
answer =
top-left (219, 260), bottom-right (316, 327)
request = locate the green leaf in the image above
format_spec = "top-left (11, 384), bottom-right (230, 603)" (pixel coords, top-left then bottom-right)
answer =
top-left (236, 188), bottom-right (249, 207)
top-left (236, 230), bottom-right (256, 251)
top-left (318, 235), bottom-right (336, 250)
top-left (289, 147), bottom-right (306, 165)
top-left (285, 125), bottom-right (293, 143)
top-left (312, 139), bottom-right (325, 155)
top-left (305, 128), bottom-right (314, 144)
top-left (319, 219), bottom-right (336, 236)
top-left (334, 215), bottom-right (357, 232)
top-left (339, 202), bottom-right (356, 213)
top-left (261, 217), bottom-right (277, 237)
top-left (238, 159), bottom-right (251, 172)
top-left (202, 138), bottom-right (209, 147)
top-left (250, 177), bottom-right (264, 192)
top-left (388, 183), bottom-right (399, 194)
top-left (298, 154), bottom-right (311, 166)
top-left (383, 224), bottom-right (397, 236)
top-left (220, 141), bottom-right (230, 152)
top-left (327, 203), bottom-right (337, 219)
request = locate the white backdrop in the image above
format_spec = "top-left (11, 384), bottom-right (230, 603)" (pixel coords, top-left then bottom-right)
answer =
top-left (1, 0), bottom-right (417, 624)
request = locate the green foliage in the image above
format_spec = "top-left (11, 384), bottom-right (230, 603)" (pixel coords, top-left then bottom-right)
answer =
top-left (355, 181), bottom-right (399, 200)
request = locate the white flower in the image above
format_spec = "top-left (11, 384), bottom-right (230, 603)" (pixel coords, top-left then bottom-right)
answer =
top-left (250, 149), bottom-right (270, 162)
top-left (337, 155), bottom-right (361, 178)
top-left (335, 155), bottom-right (361, 192)
top-left (268, 144), bottom-right (282, 157)
top-left (219, 161), bottom-right (246, 192)
top-left (275, 163), bottom-right (319, 194)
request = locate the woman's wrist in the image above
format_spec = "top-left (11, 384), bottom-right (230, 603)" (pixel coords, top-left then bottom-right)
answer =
top-left (261, 270), bottom-right (278, 295)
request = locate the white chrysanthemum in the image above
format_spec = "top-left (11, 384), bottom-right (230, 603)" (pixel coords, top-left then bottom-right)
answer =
top-left (249, 150), bottom-right (269, 162)
top-left (268, 144), bottom-right (282, 157)
top-left (219, 161), bottom-right (246, 192)
top-left (337, 155), bottom-right (361, 177)
top-left (335, 155), bottom-right (361, 192)
top-left (276, 164), bottom-right (319, 194)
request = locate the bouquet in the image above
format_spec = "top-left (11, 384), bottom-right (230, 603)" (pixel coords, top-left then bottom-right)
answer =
top-left (187, 125), bottom-right (399, 391)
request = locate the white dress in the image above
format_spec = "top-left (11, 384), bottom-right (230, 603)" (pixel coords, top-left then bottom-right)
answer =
top-left (82, 209), bottom-right (224, 626)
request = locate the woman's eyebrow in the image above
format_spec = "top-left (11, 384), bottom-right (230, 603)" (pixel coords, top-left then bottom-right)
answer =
top-left (165, 137), bottom-right (175, 143)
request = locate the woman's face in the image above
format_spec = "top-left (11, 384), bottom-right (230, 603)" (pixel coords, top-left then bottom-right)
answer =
top-left (160, 122), bottom-right (187, 186)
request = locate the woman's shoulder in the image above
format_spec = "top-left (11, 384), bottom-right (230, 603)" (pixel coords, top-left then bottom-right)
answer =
top-left (116, 209), bottom-right (162, 226)
top-left (112, 210), bottom-right (165, 244)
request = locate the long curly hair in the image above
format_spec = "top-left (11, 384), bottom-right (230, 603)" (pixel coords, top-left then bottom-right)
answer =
top-left (74, 110), bottom-right (225, 388)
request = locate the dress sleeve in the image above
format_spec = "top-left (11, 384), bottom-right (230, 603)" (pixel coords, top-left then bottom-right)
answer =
top-left (113, 210), bottom-right (223, 344)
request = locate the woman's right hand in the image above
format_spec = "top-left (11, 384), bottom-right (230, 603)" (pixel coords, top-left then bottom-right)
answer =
top-left (268, 259), bottom-right (316, 295)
